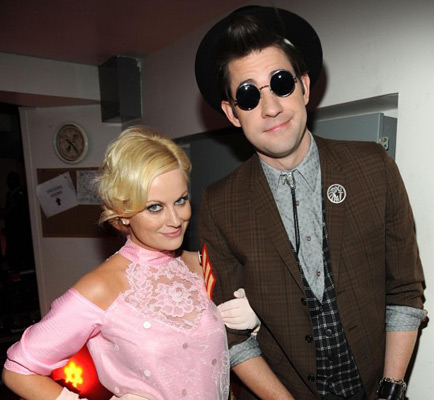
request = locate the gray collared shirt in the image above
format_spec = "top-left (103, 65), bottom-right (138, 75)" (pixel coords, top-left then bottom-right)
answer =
top-left (261, 132), bottom-right (325, 300)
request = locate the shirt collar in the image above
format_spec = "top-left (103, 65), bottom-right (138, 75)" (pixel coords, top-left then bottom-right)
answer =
top-left (260, 132), bottom-right (320, 193)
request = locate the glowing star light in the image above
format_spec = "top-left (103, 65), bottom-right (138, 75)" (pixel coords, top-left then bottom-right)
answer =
top-left (64, 361), bottom-right (84, 388)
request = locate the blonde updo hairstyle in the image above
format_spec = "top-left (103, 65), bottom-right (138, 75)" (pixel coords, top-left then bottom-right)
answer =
top-left (97, 126), bottom-right (191, 233)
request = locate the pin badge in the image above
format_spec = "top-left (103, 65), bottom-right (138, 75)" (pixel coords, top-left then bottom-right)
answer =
top-left (327, 184), bottom-right (346, 204)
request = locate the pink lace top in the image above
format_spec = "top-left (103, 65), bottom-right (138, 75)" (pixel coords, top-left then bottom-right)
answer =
top-left (5, 238), bottom-right (229, 399)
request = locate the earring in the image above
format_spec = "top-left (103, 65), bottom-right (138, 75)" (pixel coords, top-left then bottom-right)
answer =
top-left (121, 219), bottom-right (129, 226)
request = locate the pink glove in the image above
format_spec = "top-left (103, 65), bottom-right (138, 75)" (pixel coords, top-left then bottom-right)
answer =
top-left (217, 288), bottom-right (260, 330)
top-left (55, 387), bottom-right (86, 400)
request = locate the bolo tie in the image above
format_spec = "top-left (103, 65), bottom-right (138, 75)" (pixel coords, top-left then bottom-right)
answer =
top-left (282, 171), bottom-right (300, 256)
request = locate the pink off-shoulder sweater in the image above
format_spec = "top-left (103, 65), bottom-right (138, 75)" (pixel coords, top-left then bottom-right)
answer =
top-left (5, 238), bottom-right (229, 399)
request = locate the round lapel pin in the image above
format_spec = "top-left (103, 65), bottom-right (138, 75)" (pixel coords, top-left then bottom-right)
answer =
top-left (327, 184), bottom-right (346, 204)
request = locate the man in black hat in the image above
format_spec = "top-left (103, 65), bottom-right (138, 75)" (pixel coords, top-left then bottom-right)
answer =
top-left (195, 5), bottom-right (425, 400)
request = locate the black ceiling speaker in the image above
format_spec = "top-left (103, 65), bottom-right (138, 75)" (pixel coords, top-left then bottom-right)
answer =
top-left (98, 55), bottom-right (142, 122)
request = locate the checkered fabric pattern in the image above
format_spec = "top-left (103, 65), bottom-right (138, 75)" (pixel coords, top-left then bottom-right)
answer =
top-left (299, 200), bottom-right (363, 397)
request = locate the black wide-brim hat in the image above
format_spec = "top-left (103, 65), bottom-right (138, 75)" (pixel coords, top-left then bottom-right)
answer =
top-left (195, 5), bottom-right (323, 113)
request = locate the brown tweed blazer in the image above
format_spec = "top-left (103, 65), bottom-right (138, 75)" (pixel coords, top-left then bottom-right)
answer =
top-left (199, 135), bottom-right (424, 400)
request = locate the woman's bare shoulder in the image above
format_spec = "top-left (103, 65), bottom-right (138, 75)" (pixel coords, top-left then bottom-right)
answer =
top-left (73, 253), bottom-right (130, 310)
top-left (180, 250), bottom-right (203, 276)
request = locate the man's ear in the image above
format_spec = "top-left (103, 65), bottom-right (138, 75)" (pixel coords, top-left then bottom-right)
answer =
top-left (221, 101), bottom-right (241, 127)
top-left (299, 74), bottom-right (310, 106)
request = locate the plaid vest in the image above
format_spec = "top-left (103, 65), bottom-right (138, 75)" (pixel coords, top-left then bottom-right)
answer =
top-left (297, 200), bottom-right (363, 397)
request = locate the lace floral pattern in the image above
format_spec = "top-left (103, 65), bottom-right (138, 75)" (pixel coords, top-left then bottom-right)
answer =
top-left (122, 258), bottom-right (208, 330)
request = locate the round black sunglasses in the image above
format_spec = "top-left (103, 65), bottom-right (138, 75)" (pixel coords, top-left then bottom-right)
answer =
top-left (232, 70), bottom-right (298, 111)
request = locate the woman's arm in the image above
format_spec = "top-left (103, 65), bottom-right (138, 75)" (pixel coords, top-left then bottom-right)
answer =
top-left (2, 259), bottom-right (124, 400)
top-left (2, 371), bottom-right (90, 400)
top-left (2, 369), bottom-right (63, 400)
top-left (3, 287), bottom-right (105, 398)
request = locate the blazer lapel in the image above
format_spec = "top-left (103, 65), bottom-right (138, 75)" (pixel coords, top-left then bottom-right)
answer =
top-left (247, 156), bottom-right (305, 294)
top-left (316, 136), bottom-right (346, 291)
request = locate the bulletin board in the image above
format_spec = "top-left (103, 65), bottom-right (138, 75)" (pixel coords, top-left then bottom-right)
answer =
top-left (37, 168), bottom-right (114, 237)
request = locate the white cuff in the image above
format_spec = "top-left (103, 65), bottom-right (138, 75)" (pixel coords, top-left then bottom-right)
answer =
top-left (55, 387), bottom-right (84, 400)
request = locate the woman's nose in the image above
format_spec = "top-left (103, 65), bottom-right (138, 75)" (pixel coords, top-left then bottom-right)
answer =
top-left (167, 207), bottom-right (181, 227)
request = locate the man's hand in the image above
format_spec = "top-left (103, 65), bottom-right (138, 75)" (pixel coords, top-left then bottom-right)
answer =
top-left (218, 288), bottom-right (260, 330)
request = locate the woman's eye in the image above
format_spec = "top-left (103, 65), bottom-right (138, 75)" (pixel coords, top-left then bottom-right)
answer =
top-left (147, 204), bottom-right (162, 212)
top-left (175, 195), bottom-right (189, 206)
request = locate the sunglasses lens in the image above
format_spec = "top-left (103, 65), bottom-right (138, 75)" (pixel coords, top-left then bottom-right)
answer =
top-left (270, 70), bottom-right (295, 97)
top-left (235, 84), bottom-right (261, 110)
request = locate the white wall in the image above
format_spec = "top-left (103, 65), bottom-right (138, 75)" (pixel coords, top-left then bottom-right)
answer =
top-left (140, 1), bottom-right (434, 397)
top-left (0, 53), bottom-right (99, 101)
top-left (11, 0), bottom-right (434, 397)
top-left (19, 105), bottom-right (123, 315)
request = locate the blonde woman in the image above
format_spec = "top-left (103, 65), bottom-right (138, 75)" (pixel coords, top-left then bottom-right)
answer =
top-left (2, 126), bottom-right (258, 400)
